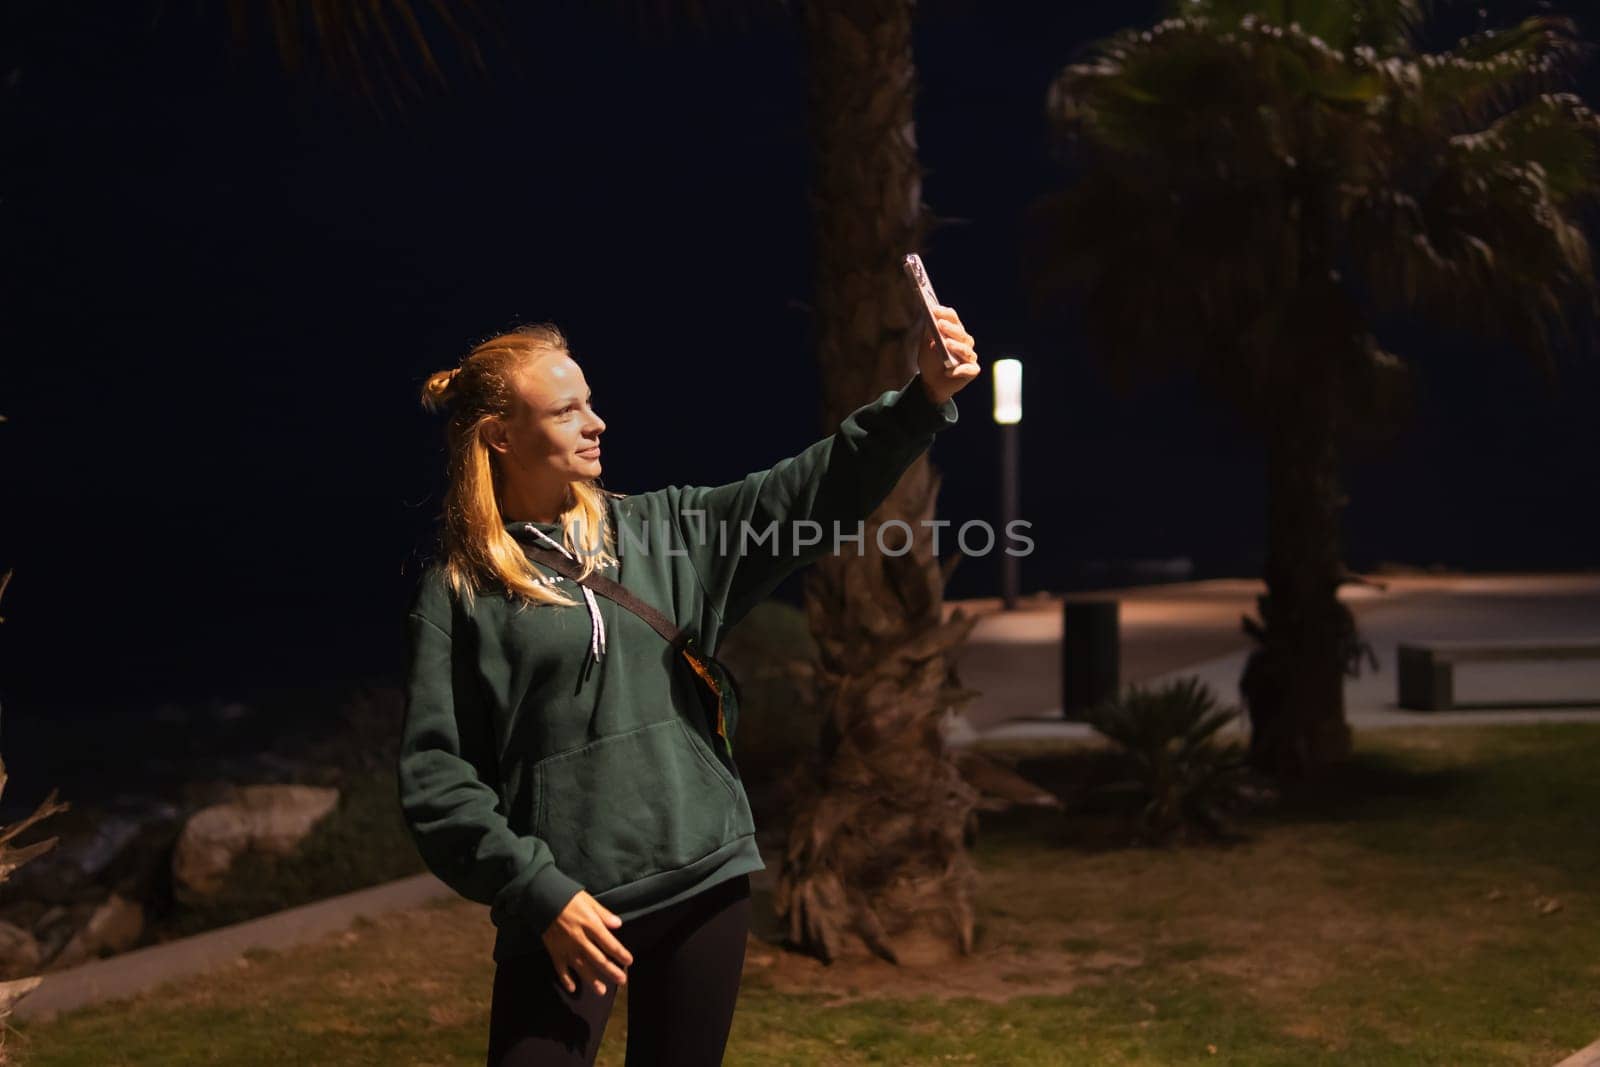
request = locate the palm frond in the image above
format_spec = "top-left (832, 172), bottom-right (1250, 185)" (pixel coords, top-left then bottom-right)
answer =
top-left (221, 0), bottom-right (499, 111)
top-left (1374, 16), bottom-right (1591, 142)
top-left (1168, 0), bottom-right (1428, 52)
top-left (1349, 88), bottom-right (1600, 374)
top-left (1033, 3), bottom-right (1600, 417)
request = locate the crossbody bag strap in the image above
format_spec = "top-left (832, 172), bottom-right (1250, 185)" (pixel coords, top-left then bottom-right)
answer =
top-left (521, 543), bottom-right (692, 653)
top-left (522, 541), bottom-right (739, 763)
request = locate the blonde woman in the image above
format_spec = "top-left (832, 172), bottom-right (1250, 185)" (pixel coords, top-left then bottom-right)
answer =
top-left (400, 310), bottom-right (979, 1066)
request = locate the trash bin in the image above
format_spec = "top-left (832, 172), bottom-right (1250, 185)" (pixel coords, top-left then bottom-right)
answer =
top-left (1062, 599), bottom-right (1118, 720)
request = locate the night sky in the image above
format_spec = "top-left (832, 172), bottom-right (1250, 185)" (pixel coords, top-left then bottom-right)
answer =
top-left (2, 2), bottom-right (1597, 743)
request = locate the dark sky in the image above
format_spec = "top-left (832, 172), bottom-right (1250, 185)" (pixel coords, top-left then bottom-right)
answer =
top-left (2, 1), bottom-right (1597, 726)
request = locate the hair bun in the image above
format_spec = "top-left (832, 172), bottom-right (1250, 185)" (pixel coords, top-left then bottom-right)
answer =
top-left (421, 367), bottom-right (461, 412)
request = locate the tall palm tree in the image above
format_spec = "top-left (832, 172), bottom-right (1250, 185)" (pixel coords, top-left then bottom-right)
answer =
top-left (1026, 0), bottom-right (1600, 781)
top-left (206, 0), bottom-right (1047, 965)
top-left (778, 0), bottom-right (993, 967)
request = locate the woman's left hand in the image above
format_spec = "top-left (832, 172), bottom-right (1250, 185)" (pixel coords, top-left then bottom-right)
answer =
top-left (918, 304), bottom-right (981, 405)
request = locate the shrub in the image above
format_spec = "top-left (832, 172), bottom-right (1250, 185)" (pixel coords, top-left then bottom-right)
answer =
top-left (1084, 676), bottom-right (1271, 844)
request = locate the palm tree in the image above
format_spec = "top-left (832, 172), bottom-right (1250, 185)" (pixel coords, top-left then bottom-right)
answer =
top-left (1026, 0), bottom-right (1600, 781)
top-left (778, 1), bottom-right (993, 967)
top-left (197, 0), bottom-right (1046, 965)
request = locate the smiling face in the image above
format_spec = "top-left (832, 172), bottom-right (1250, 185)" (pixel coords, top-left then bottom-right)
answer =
top-left (482, 350), bottom-right (606, 510)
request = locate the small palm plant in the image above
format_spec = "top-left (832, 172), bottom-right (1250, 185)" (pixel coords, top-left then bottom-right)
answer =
top-left (1084, 676), bottom-right (1268, 844)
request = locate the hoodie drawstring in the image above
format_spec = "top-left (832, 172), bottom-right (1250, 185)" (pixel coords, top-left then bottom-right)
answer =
top-left (524, 524), bottom-right (607, 664)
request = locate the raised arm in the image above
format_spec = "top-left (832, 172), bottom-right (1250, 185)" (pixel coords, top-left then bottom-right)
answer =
top-left (663, 370), bottom-right (958, 633)
top-left (396, 580), bottom-right (585, 939)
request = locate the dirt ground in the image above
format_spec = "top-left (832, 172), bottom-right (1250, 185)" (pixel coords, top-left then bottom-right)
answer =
top-left (738, 818), bottom-right (1538, 1040)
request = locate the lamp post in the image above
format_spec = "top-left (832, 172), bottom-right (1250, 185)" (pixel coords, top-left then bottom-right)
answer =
top-left (993, 358), bottom-right (1022, 610)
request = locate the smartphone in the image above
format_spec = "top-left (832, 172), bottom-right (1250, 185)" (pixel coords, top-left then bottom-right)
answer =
top-left (903, 253), bottom-right (961, 370)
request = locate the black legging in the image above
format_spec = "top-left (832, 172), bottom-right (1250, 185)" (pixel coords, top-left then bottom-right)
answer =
top-left (487, 873), bottom-right (751, 1066)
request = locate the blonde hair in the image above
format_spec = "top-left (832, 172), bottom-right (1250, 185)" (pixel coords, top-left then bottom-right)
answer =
top-left (420, 323), bottom-right (619, 611)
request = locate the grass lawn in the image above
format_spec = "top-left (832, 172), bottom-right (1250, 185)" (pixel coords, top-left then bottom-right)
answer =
top-left (8, 722), bottom-right (1598, 1065)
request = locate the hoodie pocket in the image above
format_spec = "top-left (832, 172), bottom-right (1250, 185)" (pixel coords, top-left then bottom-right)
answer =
top-left (529, 718), bottom-right (754, 893)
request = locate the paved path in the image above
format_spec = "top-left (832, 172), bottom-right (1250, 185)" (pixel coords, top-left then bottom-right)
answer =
top-left (11, 870), bottom-right (457, 1022)
top-left (16, 572), bottom-right (1600, 1024)
top-left (949, 573), bottom-right (1600, 746)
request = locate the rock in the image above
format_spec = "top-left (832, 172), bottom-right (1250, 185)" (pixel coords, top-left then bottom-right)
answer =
top-left (171, 784), bottom-right (339, 901)
top-left (62, 814), bottom-right (144, 882)
top-left (0, 920), bottom-right (42, 980)
top-left (49, 893), bottom-right (143, 970)
top-left (3, 795), bottom-right (185, 907)
top-left (3, 845), bottom-right (92, 907)
top-left (33, 901), bottom-right (95, 968)
top-left (108, 794), bottom-right (182, 821)
top-left (106, 813), bottom-right (185, 906)
top-left (0, 900), bottom-right (49, 933)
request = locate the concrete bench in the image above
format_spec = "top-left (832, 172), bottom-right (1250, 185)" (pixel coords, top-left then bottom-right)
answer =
top-left (1397, 638), bottom-right (1600, 711)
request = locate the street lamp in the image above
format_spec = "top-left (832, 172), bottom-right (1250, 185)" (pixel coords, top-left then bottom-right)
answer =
top-left (993, 358), bottom-right (1022, 610)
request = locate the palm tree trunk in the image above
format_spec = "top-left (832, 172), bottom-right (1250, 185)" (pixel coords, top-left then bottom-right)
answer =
top-left (772, 0), bottom-right (983, 966)
top-left (1240, 360), bottom-right (1357, 780)
top-left (1238, 168), bottom-right (1363, 783)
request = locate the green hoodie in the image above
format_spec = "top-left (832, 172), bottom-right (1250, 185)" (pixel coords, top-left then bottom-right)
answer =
top-left (398, 371), bottom-right (958, 961)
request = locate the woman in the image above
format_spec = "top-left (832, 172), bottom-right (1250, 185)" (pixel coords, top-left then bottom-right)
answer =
top-left (399, 306), bottom-right (979, 1066)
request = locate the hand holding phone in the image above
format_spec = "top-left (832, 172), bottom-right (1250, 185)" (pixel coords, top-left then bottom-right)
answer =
top-left (903, 253), bottom-right (962, 371)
